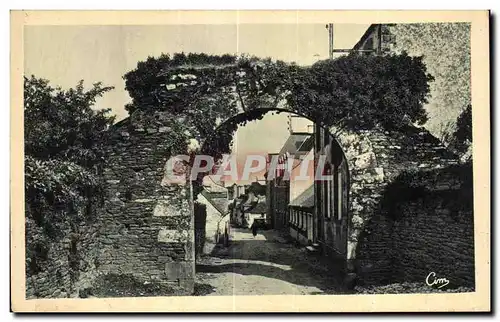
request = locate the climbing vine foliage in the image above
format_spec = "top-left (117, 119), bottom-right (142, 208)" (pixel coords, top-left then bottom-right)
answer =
top-left (123, 52), bottom-right (434, 158)
top-left (287, 52), bottom-right (434, 130)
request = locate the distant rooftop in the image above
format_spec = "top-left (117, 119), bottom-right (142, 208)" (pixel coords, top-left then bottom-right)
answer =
top-left (203, 183), bottom-right (227, 194)
top-left (289, 185), bottom-right (314, 209)
top-left (201, 189), bottom-right (229, 215)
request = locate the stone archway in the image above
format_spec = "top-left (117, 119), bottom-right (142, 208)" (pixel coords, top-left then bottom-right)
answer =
top-left (98, 59), bottom-right (460, 294)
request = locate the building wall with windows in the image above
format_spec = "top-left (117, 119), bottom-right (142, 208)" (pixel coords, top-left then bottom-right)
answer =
top-left (314, 129), bottom-right (349, 258)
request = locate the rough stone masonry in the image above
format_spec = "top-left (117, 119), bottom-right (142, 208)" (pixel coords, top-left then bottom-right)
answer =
top-left (95, 62), bottom-right (472, 294)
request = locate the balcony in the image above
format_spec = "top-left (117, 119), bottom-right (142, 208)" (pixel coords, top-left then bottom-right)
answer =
top-left (288, 206), bottom-right (314, 245)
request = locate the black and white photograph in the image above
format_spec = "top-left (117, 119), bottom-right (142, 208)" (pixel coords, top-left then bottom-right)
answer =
top-left (10, 10), bottom-right (490, 312)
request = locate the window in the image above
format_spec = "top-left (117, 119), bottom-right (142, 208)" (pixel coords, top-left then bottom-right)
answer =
top-left (322, 169), bottom-right (330, 219)
top-left (323, 161), bottom-right (334, 220)
top-left (329, 165), bottom-right (335, 219)
top-left (337, 170), bottom-right (342, 221)
top-left (324, 134), bottom-right (334, 220)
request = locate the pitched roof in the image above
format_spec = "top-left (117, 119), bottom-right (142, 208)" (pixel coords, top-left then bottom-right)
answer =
top-left (248, 181), bottom-right (266, 196)
top-left (210, 198), bottom-right (229, 215)
top-left (201, 189), bottom-right (229, 215)
top-left (203, 183), bottom-right (227, 194)
top-left (352, 24), bottom-right (380, 51)
top-left (278, 133), bottom-right (312, 156)
top-left (289, 184), bottom-right (314, 209)
top-left (352, 23), bottom-right (398, 51)
top-left (233, 192), bottom-right (267, 214)
top-left (246, 198), bottom-right (268, 214)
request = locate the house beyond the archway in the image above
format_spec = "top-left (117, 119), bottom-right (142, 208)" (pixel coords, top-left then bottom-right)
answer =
top-left (265, 113), bottom-right (350, 259)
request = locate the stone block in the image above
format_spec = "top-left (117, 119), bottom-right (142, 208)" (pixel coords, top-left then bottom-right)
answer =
top-left (178, 282), bottom-right (195, 296)
top-left (153, 200), bottom-right (183, 217)
top-left (134, 198), bottom-right (154, 203)
top-left (161, 156), bottom-right (188, 186)
top-left (157, 228), bottom-right (189, 243)
top-left (164, 261), bottom-right (194, 281)
top-left (354, 152), bottom-right (376, 170)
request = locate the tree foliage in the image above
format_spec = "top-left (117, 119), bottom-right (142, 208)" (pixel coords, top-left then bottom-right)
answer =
top-left (24, 76), bottom-right (115, 276)
top-left (436, 104), bottom-right (472, 161)
top-left (24, 75), bottom-right (116, 168)
top-left (123, 52), bottom-right (236, 114)
top-left (124, 52), bottom-right (433, 135)
top-left (453, 104), bottom-right (472, 153)
top-left (25, 155), bottom-right (102, 275)
top-left (287, 52), bottom-right (434, 130)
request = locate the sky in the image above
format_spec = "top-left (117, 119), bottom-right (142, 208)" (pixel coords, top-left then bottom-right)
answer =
top-left (24, 23), bottom-right (370, 183)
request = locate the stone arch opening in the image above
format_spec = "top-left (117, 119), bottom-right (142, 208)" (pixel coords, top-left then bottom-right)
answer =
top-left (191, 107), bottom-right (351, 268)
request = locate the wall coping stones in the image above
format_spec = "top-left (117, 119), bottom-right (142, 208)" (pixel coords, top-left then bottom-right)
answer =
top-left (133, 199), bottom-right (154, 203)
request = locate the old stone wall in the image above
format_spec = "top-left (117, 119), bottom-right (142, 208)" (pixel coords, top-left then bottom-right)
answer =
top-left (25, 213), bottom-right (72, 299)
top-left (98, 112), bottom-right (194, 295)
top-left (332, 122), bottom-right (474, 290)
top-left (333, 126), bottom-right (461, 267)
top-left (98, 103), bottom-right (463, 294)
top-left (25, 203), bottom-right (101, 299)
top-left (72, 218), bottom-right (102, 296)
top-left (355, 163), bottom-right (474, 288)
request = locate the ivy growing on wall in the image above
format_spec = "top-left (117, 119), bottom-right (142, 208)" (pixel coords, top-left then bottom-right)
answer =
top-left (123, 52), bottom-right (434, 160)
top-left (287, 52), bottom-right (434, 131)
top-left (437, 104), bottom-right (472, 162)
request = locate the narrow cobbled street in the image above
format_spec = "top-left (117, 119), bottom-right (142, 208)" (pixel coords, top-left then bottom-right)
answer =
top-left (195, 228), bottom-right (343, 296)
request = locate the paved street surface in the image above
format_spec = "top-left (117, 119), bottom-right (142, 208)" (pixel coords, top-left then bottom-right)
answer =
top-left (195, 228), bottom-right (343, 296)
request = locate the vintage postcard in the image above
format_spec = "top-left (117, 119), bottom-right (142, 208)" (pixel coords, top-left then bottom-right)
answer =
top-left (10, 10), bottom-right (490, 312)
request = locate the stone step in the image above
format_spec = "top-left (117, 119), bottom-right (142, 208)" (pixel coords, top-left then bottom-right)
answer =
top-left (306, 245), bottom-right (319, 253)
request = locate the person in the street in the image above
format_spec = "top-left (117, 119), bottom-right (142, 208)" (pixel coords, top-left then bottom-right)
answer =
top-left (250, 220), bottom-right (258, 238)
